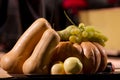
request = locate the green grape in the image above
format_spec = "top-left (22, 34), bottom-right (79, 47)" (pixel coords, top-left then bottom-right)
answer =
top-left (70, 28), bottom-right (81, 35)
top-left (78, 23), bottom-right (85, 28)
top-left (98, 40), bottom-right (105, 46)
top-left (69, 35), bottom-right (77, 43)
top-left (93, 38), bottom-right (105, 46)
top-left (77, 32), bottom-right (82, 38)
top-left (94, 31), bottom-right (101, 38)
top-left (78, 23), bottom-right (85, 32)
top-left (89, 33), bottom-right (107, 46)
top-left (85, 26), bottom-right (95, 32)
top-left (82, 31), bottom-right (88, 38)
top-left (94, 31), bottom-right (108, 42)
top-left (76, 36), bottom-right (82, 43)
top-left (86, 31), bottom-right (94, 39)
top-left (99, 34), bottom-right (108, 42)
top-left (84, 26), bottom-right (95, 38)
top-left (69, 35), bottom-right (82, 43)
top-left (94, 32), bottom-right (99, 37)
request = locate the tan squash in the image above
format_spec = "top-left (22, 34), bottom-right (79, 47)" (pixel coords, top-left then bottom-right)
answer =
top-left (22, 29), bottom-right (60, 75)
top-left (0, 18), bottom-right (51, 73)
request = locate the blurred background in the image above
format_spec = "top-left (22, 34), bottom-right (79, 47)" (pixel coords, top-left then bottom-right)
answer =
top-left (0, 0), bottom-right (120, 52)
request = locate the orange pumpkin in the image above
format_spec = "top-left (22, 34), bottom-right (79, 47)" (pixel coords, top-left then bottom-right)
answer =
top-left (49, 41), bottom-right (107, 74)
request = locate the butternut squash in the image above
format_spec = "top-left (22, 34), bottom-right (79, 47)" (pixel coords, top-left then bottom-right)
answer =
top-left (22, 28), bottom-right (60, 75)
top-left (0, 18), bottom-right (51, 73)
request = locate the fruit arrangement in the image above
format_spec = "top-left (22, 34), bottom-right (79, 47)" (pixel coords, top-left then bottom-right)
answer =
top-left (57, 23), bottom-right (107, 46)
top-left (0, 18), bottom-right (110, 75)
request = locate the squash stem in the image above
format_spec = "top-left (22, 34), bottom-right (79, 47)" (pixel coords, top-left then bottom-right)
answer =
top-left (64, 10), bottom-right (76, 26)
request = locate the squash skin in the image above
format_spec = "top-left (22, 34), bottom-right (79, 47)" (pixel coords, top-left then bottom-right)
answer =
top-left (0, 18), bottom-right (51, 73)
top-left (49, 41), bottom-right (83, 73)
top-left (93, 42), bottom-right (107, 72)
top-left (22, 29), bottom-right (60, 74)
top-left (49, 42), bottom-right (82, 62)
top-left (80, 42), bottom-right (101, 74)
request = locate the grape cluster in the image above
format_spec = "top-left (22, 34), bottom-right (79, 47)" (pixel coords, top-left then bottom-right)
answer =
top-left (57, 23), bottom-right (108, 46)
